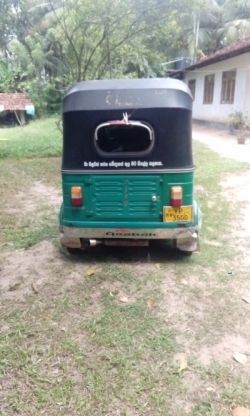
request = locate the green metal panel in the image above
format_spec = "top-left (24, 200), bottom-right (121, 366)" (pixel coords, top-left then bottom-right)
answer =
top-left (90, 175), bottom-right (162, 220)
top-left (61, 172), bottom-right (195, 226)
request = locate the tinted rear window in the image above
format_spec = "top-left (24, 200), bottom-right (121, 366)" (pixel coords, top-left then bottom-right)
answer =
top-left (95, 122), bottom-right (154, 155)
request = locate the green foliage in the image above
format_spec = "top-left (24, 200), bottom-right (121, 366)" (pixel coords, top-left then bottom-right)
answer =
top-left (186, 0), bottom-right (250, 58)
top-left (1, 0), bottom-right (206, 85)
top-left (228, 110), bottom-right (247, 128)
top-left (1, 0), bottom-right (249, 112)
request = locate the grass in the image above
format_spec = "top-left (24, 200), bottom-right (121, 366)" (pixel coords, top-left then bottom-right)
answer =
top-left (0, 118), bottom-right (62, 159)
top-left (0, 156), bottom-right (61, 250)
top-left (0, 275), bottom-right (179, 415)
top-left (0, 120), bottom-right (250, 415)
top-left (178, 140), bottom-right (250, 271)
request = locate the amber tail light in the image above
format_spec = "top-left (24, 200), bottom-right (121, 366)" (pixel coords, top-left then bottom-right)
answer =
top-left (171, 186), bottom-right (182, 207)
top-left (71, 186), bottom-right (83, 206)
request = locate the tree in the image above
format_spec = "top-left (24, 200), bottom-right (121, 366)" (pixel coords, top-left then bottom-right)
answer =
top-left (42, 0), bottom-right (206, 81)
top-left (186, 0), bottom-right (250, 59)
top-left (0, 0), bottom-right (219, 113)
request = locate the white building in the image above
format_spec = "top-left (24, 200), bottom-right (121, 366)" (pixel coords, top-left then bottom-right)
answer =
top-left (170, 37), bottom-right (250, 126)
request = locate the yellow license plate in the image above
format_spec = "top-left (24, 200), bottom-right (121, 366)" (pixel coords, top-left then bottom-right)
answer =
top-left (164, 206), bottom-right (192, 222)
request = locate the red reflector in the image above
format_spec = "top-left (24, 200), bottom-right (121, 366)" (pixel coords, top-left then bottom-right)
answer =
top-left (71, 186), bottom-right (83, 206)
top-left (71, 197), bottom-right (83, 206)
top-left (171, 186), bottom-right (182, 207)
top-left (171, 198), bottom-right (182, 207)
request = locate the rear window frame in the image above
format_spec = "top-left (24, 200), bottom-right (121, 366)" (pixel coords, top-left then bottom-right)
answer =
top-left (94, 120), bottom-right (155, 157)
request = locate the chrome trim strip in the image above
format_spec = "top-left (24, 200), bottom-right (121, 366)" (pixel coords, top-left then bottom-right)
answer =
top-left (61, 167), bottom-right (195, 174)
top-left (61, 226), bottom-right (199, 239)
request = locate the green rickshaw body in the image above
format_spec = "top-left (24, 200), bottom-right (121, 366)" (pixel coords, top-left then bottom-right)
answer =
top-left (59, 78), bottom-right (201, 253)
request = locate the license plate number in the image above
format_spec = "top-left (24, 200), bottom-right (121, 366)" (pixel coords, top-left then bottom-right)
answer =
top-left (164, 206), bottom-right (192, 222)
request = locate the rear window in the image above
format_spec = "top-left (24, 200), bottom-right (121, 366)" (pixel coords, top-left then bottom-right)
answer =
top-left (94, 121), bottom-right (154, 156)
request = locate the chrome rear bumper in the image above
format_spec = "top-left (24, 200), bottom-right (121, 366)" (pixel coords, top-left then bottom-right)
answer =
top-left (60, 225), bottom-right (200, 252)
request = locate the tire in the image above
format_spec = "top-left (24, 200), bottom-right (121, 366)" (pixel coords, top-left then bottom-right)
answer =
top-left (66, 247), bottom-right (81, 255)
top-left (179, 250), bottom-right (193, 256)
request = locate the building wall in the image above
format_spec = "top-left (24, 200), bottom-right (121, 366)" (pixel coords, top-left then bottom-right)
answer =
top-left (244, 60), bottom-right (250, 111)
top-left (184, 53), bottom-right (250, 122)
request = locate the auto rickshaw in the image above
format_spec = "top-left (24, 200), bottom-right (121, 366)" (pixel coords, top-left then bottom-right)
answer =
top-left (59, 78), bottom-right (201, 254)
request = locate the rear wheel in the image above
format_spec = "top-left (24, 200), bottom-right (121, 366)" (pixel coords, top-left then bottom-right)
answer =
top-left (179, 250), bottom-right (193, 256)
top-left (66, 247), bottom-right (81, 255)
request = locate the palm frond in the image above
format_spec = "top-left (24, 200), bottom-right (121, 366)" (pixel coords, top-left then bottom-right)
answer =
top-left (205, 0), bottom-right (222, 12)
top-left (223, 19), bottom-right (250, 42)
top-left (222, 0), bottom-right (250, 21)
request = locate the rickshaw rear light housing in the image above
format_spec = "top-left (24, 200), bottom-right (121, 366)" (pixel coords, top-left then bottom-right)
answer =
top-left (171, 186), bottom-right (182, 207)
top-left (71, 186), bottom-right (83, 206)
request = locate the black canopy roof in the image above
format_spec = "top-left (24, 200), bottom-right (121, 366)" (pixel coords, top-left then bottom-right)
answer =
top-left (62, 78), bottom-right (193, 171)
top-left (63, 78), bottom-right (192, 112)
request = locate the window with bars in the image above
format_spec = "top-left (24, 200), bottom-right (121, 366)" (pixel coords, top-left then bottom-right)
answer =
top-left (188, 79), bottom-right (196, 100)
top-left (221, 70), bottom-right (236, 104)
top-left (203, 74), bottom-right (215, 104)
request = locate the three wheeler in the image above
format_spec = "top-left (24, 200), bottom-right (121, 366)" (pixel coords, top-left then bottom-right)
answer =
top-left (59, 78), bottom-right (201, 254)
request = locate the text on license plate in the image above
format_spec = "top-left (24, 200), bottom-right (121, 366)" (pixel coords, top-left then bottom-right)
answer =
top-left (164, 206), bottom-right (192, 222)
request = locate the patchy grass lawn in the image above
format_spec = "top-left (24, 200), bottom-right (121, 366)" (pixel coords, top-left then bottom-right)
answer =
top-left (0, 121), bottom-right (250, 416)
top-left (0, 118), bottom-right (62, 159)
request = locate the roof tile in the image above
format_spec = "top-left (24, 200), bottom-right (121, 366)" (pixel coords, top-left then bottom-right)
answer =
top-left (0, 93), bottom-right (33, 111)
top-left (170, 36), bottom-right (250, 76)
top-left (193, 36), bottom-right (250, 67)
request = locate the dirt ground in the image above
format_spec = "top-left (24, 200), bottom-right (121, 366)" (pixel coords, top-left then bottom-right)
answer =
top-left (1, 123), bottom-right (250, 326)
top-left (193, 124), bottom-right (250, 261)
top-left (193, 123), bottom-right (250, 163)
top-left (1, 124), bottom-right (250, 414)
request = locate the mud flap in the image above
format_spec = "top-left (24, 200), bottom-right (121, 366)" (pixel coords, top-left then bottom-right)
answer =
top-left (176, 232), bottom-right (198, 252)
